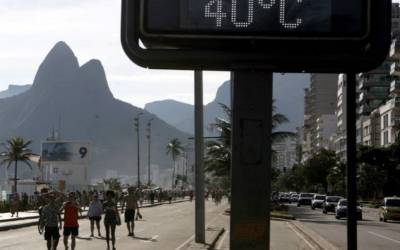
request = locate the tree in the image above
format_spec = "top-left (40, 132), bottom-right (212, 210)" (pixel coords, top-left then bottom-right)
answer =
top-left (357, 145), bottom-right (398, 198)
top-left (326, 161), bottom-right (346, 196)
top-left (0, 137), bottom-right (34, 193)
top-left (303, 149), bottom-right (338, 193)
top-left (103, 178), bottom-right (122, 192)
top-left (166, 138), bottom-right (184, 189)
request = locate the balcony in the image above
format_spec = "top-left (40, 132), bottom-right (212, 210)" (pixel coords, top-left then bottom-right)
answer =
top-left (390, 62), bottom-right (400, 76)
top-left (390, 40), bottom-right (400, 60)
top-left (337, 107), bottom-right (343, 117)
top-left (390, 80), bottom-right (400, 95)
top-left (358, 78), bottom-right (390, 90)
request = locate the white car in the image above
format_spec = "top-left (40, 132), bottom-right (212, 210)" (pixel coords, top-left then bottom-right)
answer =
top-left (311, 194), bottom-right (326, 210)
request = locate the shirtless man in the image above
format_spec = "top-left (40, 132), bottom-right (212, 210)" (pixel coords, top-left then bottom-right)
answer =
top-left (121, 187), bottom-right (140, 236)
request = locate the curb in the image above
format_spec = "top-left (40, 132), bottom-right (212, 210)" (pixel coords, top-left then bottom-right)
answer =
top-left (0, 215), bottom-right (39, 223)
top-left (289, 220), bottom-right (339, 250)
top-left (0, 199), bottom-right (190, 232)
top-left (208, 227), bottom-right (225, 250)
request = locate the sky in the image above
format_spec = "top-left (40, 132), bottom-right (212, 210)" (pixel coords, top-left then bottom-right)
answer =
top-left (0, 0), bottom-right (229, 108)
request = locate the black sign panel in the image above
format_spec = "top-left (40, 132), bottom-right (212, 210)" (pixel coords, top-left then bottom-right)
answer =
top-left (121, 0), bottom-right (391, 72)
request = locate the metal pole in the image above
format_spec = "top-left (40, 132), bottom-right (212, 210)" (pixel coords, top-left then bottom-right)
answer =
top-left (346, 73), bottom-right (357, 250)
top-left (230, 71), bottom-right (272, 250)
top-left (147, 118), bottom-right (153, 186)
top-left (194, 70), bottom-right (205, 243)
top-left (135, 113), bottom-right (143, 187)
top-left (14, 160), bottom-right (17, 193)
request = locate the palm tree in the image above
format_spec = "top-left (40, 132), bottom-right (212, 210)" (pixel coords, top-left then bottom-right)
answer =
top-left (0, 137), bottom-right (34, 193)
top-left (166, 138), bottom-right (184, 189)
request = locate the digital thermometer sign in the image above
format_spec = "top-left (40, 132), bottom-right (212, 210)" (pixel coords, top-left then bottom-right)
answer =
top-left (121, 0), bottom-right (391, 72)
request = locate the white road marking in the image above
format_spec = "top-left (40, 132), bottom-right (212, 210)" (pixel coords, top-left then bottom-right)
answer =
top-left (287, 222), bottom-right (316, 250)
top-left (368, 231), bottom-right (400, 244)
top-left (175, 210), bottom-right (224, 250)
top-left (215, 230), bottom-right (229, 250)
top-left (175, 235), bottom-right (195, 250)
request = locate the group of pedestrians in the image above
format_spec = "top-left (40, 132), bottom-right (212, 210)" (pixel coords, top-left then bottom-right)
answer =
top-left (38, 187), bottom-right (140, 250)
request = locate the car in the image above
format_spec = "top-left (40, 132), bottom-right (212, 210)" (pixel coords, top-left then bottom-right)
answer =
top-left (297, 193), bottom-right (314, 207)
top-left (335, 199), bottom-right (362, 220)
top-left (379, 197), bottom-right (400, 222)
top-left (278, 193), bottom-right (291, 203)
top-left (311, 194), bottom-right (326, 210)
top-left (322, 196), bottom-right (343, 214)
top-left (290, 194), bottom-right (299, 203)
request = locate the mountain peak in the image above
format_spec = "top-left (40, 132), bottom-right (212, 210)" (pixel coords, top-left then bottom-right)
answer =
top-left (43, 41), bottom-right (78, 66)
top-left (79, 59), bottom-right (114, 99)
top-left (32, 41), bottom-right (79, 88)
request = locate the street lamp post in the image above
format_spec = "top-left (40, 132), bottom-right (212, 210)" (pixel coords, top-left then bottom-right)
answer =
top-left (134, 112), bottom-right (143, 187)
top-left (146, 118), bottom-right (154, 186)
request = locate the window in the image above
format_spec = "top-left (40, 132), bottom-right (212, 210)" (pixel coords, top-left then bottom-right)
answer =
top-left (383, 131), bottom-right (389, 145)
top-left (383, 114), bottom-right (389, 129)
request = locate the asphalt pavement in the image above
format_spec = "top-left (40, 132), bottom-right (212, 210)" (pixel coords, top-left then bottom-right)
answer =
top-left (288, 203), bottom-right (400, 250)
top-left (0, 199), bottom-right (327, 250)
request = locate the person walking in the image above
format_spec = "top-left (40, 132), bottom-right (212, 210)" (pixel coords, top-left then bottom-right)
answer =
top-left (103, 190), bottom-right (120, 250)
top-left (10, 192), bottom-right (20, 217)
top-left (88, 194), bottom-right (103, 237)
top-left (62, 193), bottom-right (81, 250)
top-left (121, 187), bottom-right (140, 237)
top-left (41, 194), bottom-right (62, 250)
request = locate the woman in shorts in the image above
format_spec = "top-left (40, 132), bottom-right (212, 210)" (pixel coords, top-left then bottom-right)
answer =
top-left (88, 194), bottom-right (102, 237)
top-left (103, 190), bottom-right (120, 250)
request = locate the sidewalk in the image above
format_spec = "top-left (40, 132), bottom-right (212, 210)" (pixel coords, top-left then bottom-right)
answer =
top-left (0, 199), bottom-right (189, 231)
top-left (183, 216), bottom-right (330, 250)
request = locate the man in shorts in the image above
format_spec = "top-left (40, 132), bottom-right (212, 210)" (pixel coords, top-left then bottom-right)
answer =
top-left (122, 187), bottom-right (140, 236)
top-left (62, 193), bottom-right (81, 250)
top-left (41, 194), bottom-right (62, 250)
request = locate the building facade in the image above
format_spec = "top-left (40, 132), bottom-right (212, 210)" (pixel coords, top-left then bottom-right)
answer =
top-left (302, 74), bottom-right (338, 162)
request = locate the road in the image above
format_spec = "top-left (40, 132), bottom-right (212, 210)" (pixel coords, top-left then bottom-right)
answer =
top-left (288, 203), bottom-right (400, 250)
top-left (0, 200), bottom-right (227, 250)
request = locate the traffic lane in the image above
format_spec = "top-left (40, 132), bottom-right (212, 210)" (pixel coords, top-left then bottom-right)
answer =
top-left (288, 204), bottom-right (400, 250)
top-left (0, 200), bottom-right (228, 250)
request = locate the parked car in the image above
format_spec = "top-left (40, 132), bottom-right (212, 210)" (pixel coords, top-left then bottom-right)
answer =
top-left (335, 199), bottom-right (362, 220)
top-left (379, 197), bottom-right (400, 222)
top-left (290, 194), bottom-right (299, 203)
top-left (311, 194), bottom-right (326, 210)
top-left (322, 196), bottom-right (343, 214)
top-left (279, 193), bottom-right (291, 203)
top-left (297, 193), bottom-right (314, 207)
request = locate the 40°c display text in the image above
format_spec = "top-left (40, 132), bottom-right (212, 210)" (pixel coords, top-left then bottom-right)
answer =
top-left (205, 0), bottom-right (303, 29)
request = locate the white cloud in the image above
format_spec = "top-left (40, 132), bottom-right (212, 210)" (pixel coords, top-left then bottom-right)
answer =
top-left (0, 1), bottom-right (230, 107)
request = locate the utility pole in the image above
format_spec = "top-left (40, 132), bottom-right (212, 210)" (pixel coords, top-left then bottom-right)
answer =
top-left (147, 118), bottom-right (154, 186)
top-left (230, 71), bottom-right (272, 249)
top-left (194, 70), bottom-right (205, 243)
top-left (134, 112), bottom-right (143, 187)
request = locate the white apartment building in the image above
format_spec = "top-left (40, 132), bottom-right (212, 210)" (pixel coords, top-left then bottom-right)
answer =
top-left (379, 97), bottom-right (400, 146)
top-left (272, 139), bottom-right (297, 172)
